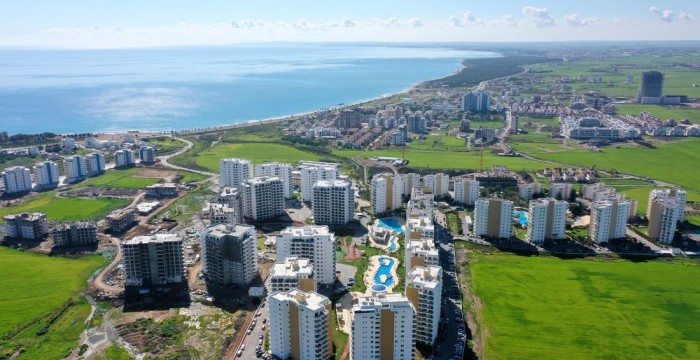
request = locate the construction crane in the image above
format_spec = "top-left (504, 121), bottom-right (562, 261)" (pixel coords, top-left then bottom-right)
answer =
top-left (480, 142), bottom-right (484, 172)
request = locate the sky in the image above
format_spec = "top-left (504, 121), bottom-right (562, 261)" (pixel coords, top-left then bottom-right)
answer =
top-left (0, 0), bottom-right (699, 48)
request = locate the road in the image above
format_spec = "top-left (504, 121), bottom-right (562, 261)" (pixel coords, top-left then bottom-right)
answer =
top-left (158, 136), bottom-right (218, 177)
top-left (232, 276), bottom-right (272, 359)
top-left (92, 236), bottom-right (124, 294)
top-left (626, 228), bottom-right (662, 252)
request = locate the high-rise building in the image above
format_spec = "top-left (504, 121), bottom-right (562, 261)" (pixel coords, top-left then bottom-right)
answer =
top-left (3, 212), bottom-right (49, 240)
top-left (299, 163), bottom-right (338, 202)
top-left (636, 71), bottom-right (664, 103)
top-left (270, 256), bottom-right (315, 294)
top-left (474, 198), bottom-right (514, 239)
top-left (399, 173), bottom-right (421, 197)
top-left (64, 155), bottom-right (88, 183)
top-left (405, 239), bottom-right (439, 276)
top-left (139, 146), bottom-right (156, 164)
top-left (312, 179), bottom-right (354, 225)
top-left (33, 161), bottom-right (59, 188)
top-left (518, 183), bottom-right (542, 200)
top-left (208, 203), bottom-right (238, 225)
top-left (217, 187), bottom-right (242, 220)
top-left (277, 226), bottom-right (336, 285)
top-left (269, 290), bottom-right (332, 360)
top-left (84, 153), bottom-right (106, 176)
top-left (351, 288), bottom-right (416, 360)
top-left (256, 162), bottom-right (293, 198)
top-left (647, 197), bottom-right (678, 244)
top-left (220, 158), bottom-right (253, 188)
top-left (549, 183), bottom-right (573, 201)
top-left (122, 234), bottom-right (185, 287)
top-left (454, 179), bottom-right (480, 206)
top-left (589, 199), bottom-right (630, 243)
top-left (114, 149), bottom-right (135, 168)
top-left (648, 188), bottom-right (687, 222)
top-left (462, 91), bottom-right (491, 113)
top-left (406, 188), bottom-right (435, 243)
top-left (2, 166), bottom-right (32, 193)
top-left (51, 221), bottom-right (98, 247)
top-left (406, 265), bottom-right (442, 346)
top-left (526, 198), bottom-right (568, 244)
top-left (370, 173), bottom-right (403, 215)
top-left (241, 176), bottom-right (285, 221)
top-left (200, 224), bottom-right (258, 286)
top-left (422, 173), bottom-right (449, 197)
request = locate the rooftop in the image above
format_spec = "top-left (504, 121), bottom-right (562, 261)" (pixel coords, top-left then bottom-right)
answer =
top-left (271, 256), bottom-right (314, 278)
top-left (123, 233), bottom-right (181, 245)
top-left (270, 289), bottom-right (329, 311)
top-left (204, 224), bottom-right (254, 238)
top-left (281, 225), bottom-right (332, 237)
top-left (407, 265), bottom-right (442, 290)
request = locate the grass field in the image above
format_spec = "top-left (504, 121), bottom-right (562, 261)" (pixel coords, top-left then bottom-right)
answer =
top-left (467, 252), bottom-right (700, 360)
top-left (616, 104), bottom-right (700, 123)
top-left (143, 137), bottom-right (186, 155)
top-left (0, 192), bottom-right (130, 223)
top-left (76, 167), bottom-right (160, 189)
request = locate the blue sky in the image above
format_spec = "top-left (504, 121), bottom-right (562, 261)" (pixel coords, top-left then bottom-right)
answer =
top-left (1, 1), bottom-right (698, 48)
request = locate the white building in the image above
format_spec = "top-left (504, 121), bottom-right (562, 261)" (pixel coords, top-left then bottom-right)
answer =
top-left (270, 256), bottom-right (316, 294)
top-left (269, 290), bottom-right (332, 360)
top-left (453, 179), bottom-right (480, 206)
top-left (220, 158), bottom-right (253, 188)
top-left (241, 176), bottom-right (285, 221)
top-left (33, 161), bottom-right (59, 188)
top-left (299, 163), bottom-right (338, 202)
top-left (114, 149), bottom-right (136, 168)
top-left (518, 182), bottom-right (542, 200)
top-left (84, 153), bottom-right (106, 176)
top-left (589, 199), bottom-right (630, 243)
top-left (351, 289), bottom-right (416, 360)
top-left (122, 234), bottom-right (185, 287)
top-left (370, 173), bottom-right (403, 215)
top-left (200, 224), bottom-right (258, 286)
top-left (405, 239), bottom-right (439, 277)
top-left (3, 212), bottom-right (49, 239)
top-left (647, 197), bottom-right (679, 244)
top-left (399, 173), bottom-right (421, 196)
top-left (549, 183), bottom-right (573, 201)
top-left (648, 189), bottom-right (687, 222)
top-left (64, 155), bottom-right (88, 182)
top-left (139, 145), bottom-right (156, 164)
top-left (422, 173), bottom-right (449, 197)
top-left (2, 166), bottom-right (32, 193)
top-left (526, 198), bottom-right (568, 244)
top-left (256, 162), bottom-right (293, 198)
top-left (474, 198), bottom-right (513, 239)
top-left (208, 203), bottom-right (238, 225)
top-left (406, 265), bottom-right (442, 346)
top-left (277, 226), bottom-right (336, 285)
top-left (312, 179), bottom-right (354, 225)
top-left (61, 137), bottom-right (76, 149)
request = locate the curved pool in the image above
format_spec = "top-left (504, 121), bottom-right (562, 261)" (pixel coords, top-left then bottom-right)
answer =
top-left (374, 257), bottom-right (396, 286)
top-left (387, 235), bottom-right (398, 251)
top-left (514, 211), bottom-right (528, 226)
top-left (378, 218), bottom-right (404, 233)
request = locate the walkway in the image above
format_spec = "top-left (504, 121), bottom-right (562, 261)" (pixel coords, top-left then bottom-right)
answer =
top-left (158, 136), bottom-right (218, 177)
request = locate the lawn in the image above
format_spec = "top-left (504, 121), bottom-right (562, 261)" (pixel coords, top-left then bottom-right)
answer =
top-left (76, 167), bottom-right (160, 189)
top-left (616, 104), bottom-right (700, 123)
top-left (142, 137), bottom-right (186, 155)
top-left (0, 192), bottom-right (130, 223)
top-left (467, 252), bottom-right (700, 360)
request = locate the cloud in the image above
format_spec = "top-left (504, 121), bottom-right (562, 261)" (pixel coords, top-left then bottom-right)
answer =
top-left (649, 6), bottom-right (675, 22)
top-left (450, 11), bottom-right (484, 27)
top-left (230, 19), bottom-right (263, 28)
top-left (679, 12), bottom-right (694, 21)
top-left (409, 18), bottom-right (424, 27)
top-left (491, 15), bottom-right (518, 27)
top-left (564, 14), bottom-right (599, 26)
top-left (522, 6), bottom-right (555, 27)
top-left (370, 17), bottom-right (424, 28)
top-left (341, 17), bottom-right (356, 27)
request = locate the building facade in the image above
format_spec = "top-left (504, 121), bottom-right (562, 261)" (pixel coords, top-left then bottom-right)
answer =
top-left (312, 180), bottom-right (354, 225)
top-left (200, 224), bottom-right (258, 286)
top-left (84, 153), bottom-right (106, 176)
top-left (33, 161), bottom-right (59, 188)
top-left (3, 212), bottom-right (49, 239)
top-left (422, 173), bottom-right (449, 197)
top-left (453, 179), bottom-right (480, 206)
top-left (647, 197), bottom-right (678, 244)
top-left (589, 199), bottom-right (630, 243)
top-left (526, 198), bottom-right (568, 244)
top-left (462, 91), bottom-right (491, 113)
top-left (64, 155), bottom-right (88, 183)
top-left (277, 226), bottom-right (336, 285)
top-left (220, 158), bottom-right (253, 188)
top-left (139, 146), bottom-right (156, 164)
top-left (406, 266), bottom-right (442, 346)
top-left (270, 256), bottom-right (316, 294)
top-left (269, 290), bottom-right (332, 360)
top-left (2, 166), bottom-right (32, 193)
top-left (51, 221), bottom-right (98, 246)
top-left (256, 162), bottom-right (293, 198)
top-left (299, 163), bottom-right (338, 202)
top-left (474, 198), bottom-right (514, 239)
top-left (106, 208), bottom-right (137, 232)
top-left (647, 188), bottom-right (687, 222)
top-left (122, 234), bottom-right (185, 287)
top-left (241, 176), bottom-right (285, 221)
top-left (550, 183), bottom-right (573, 201)
top-left (370, 173), bottom-right (403, 215)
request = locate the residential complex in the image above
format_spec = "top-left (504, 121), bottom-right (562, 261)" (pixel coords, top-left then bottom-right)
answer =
top-left (462, 91), bottom-right (491, 113)
top-left (270, 256), bottom-right (315, 294)
top-left (549, 183), bottom-right (573, 201)
top-left (269, 290), bottom-right (332, 360)
top-left (217, 187), bottom-right (243, 220)
top-left (277, 226), bottom-right (336, 285)
top-left (122, 234), bottom-right (185, 287)
top-left (200, 224), bottom-right (258, 286)
top-left (312, 179), bottom-right (354, 225)
top-left (220, 158), bottom-right (253, 188)
top-left (406, 265), bottom-right (443, 346)
top-left (106, 208), bottom-right (137, 233)
top-left (589, 198), bottom-right (631, 243)
top-left (453, 179), bottom-right (479, 206)
top-left (208, 203), bottom-right (238, 226)
top-left (647, 197), bottom-right (679, 244)
top-left (3, 212), bottom-right (49, 240)
top-left (2, 166), bottom-right (32, 193)
top-left (33, 161), bottom-right (59, 188)
top-left (115, 149), bottom-right (136, 168)
top-left (299, 162), bottom-right (338, 202)
top-left (85, 152), bottom-right (106, 176)
top-left (648, 188), bottom-right (687, 222)
top-left (51, 221), bottom-right (98, 247)
top-left (256, 162), bottom-right (293, 198)
top-left (405, 239), bottom-right (439, 276)
top-left (64, 155), bottom-right (88, 183)
top-left (399, 173), bottom-right (421, 197)
top-left (422, 173), bottom-right (449, 197)
top-left (526, 198), bottom-right (568, 244)
top-left (370, 173), bottom-right (403, 215)
top-left (242, 176), bottom-right (285, 221)
top-left (474, 198), bottom-right (514, 239)
top-left (518, 182), bottom-right (542, 200)
top-left (139, 145), bottom-right (156, 164)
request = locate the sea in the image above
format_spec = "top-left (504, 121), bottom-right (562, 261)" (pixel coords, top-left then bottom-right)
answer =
top-left (0, 43), bottom-right (498, 135)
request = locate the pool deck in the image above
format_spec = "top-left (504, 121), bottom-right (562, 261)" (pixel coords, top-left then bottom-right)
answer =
top-left (367, 217), bottom-right (404, 253)
top-left (364, 255), bottom-right (399, 294)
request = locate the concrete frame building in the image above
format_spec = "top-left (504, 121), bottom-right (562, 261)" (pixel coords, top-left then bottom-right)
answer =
top-left (200, 224), bottom-right (258, 286)
top-left (269, 290), bottom-right (332, 360)
top-left (3, 212), bottom-right (49, 240)
top-left (312, 179), bottom-right (354, 226)
top-left (462, 91), bottom-right (491, 113)
top-left (241, 176), bottom-right (285, 221)
top-left (526, 198), bottom-right (568, 245)
top-left (370, 173), bottom-right (403, 215)
top-left (217, 187), bottom-right (242, 220)
top-left (122, 234), bottom-right (185, 287)
top-left (406, 265), bottom-right (442, 346)
top-left (270, 256), bottom-right (316, 294)
top-left (474, 198), bottom-right (514, 239)
top-left (277, 226), bottom-right (336, 285)
top-left (299, 163), bottom-right (338, 202)
top-left (454, 179), bottom-right (480, 206)
top-left (106, 208), bottom-right (137, 233)
top-left (636, 71), bottom-right (664, 103)
top-left (220, 158), bottom-right (253, 188)
top-left (33, 161), bottom-right (59, 188)
top-left (51, 221), bottom-right (98, 247)
top-left (589, 199), bottom-right (630, 243)
top-left (64, 155), bottom-right (88, 183)
top-left (84, 153), bottom-right (106, 176)
top-left (648, 189), bottom-right (687, 222)
top-left (2, 166), bottom-right (32, 194)
top-left (647, 197), bottom-right (679, 244)
top-left (145, 183), bottom-right (179, 197)
top-left (422, 173), bottom-right (449, 197)
top-left (208, 203), bottom-right (238, 225)
top-left (139, 145), bottom-right (156, 164)
top-left (256, 162), bottom-right (293, 198)
top-left (114, 149), bottom-right (136, 168)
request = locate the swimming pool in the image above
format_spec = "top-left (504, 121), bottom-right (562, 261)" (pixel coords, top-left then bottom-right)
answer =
top-left (374, 257), bottom-right (396, 286)
top-left (387, 235), bottom-right (398, 251)
top-left (378, 218), bottom-right (404, 233)
top-left (514, 211), bottom-right (528, 226)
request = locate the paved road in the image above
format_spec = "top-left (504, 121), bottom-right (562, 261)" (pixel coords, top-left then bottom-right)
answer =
top-left (158, 136), bottom-right (218, 177)
top-left (236, 276), bottom-right (272, 359)
top-left (626, 228), bottom-right (662, 252)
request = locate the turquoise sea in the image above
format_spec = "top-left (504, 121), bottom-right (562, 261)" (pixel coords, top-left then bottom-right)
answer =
top-left (0, 43), bottom-right (497, 135)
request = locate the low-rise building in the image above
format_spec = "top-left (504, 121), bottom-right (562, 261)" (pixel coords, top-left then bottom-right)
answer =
top-left (106, 208), bottom-right (137, 232)
top-left (51, 221), bottom-right (98, 246)
top-left (270, 256), bottom-right (315, 294)
top-left (145, 183), bottom-right (179, 197)
top-left (3, 212), bottom-right (49, 240)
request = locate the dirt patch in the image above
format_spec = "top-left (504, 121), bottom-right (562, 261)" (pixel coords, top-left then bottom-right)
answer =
top-left (134, 169), bottom-right (178, 181)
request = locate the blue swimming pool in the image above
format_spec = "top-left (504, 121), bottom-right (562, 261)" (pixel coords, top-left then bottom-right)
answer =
top-left (378, 218), bottom-right (404, 233)
top-left (374, 257), bottom-right (395, 286)
top-left (514, 211), bottom-right (528, 226)
top-left (387, 235), bottom-right (398, 251)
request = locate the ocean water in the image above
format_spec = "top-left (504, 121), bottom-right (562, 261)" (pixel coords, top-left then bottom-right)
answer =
top-left (0, 44), bottom-right (498, 135)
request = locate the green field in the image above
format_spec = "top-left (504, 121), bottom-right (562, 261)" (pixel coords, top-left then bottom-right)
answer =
top-left (142, 137), bottom-right (186, 155)
top-left (467, 252), bottom-right (700, 359)
top-left (76, 167), bottom-right (160, 189)
top-left (616, 104), bottom-right (700, 123)
top-left (0, 192), bottom-right (130, 223)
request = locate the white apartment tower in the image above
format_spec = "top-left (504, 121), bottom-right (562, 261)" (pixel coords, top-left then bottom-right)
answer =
top-left (200, 224), bottom-right (258, 286)
top-left (422, 173), bottom-right (449, 197)
top-left (474, 198), bottom-right (514, 239)
top-left (85, 153), bottom-right (106, 176)
top-left (526, 198), bottom-right (568, 244)
top-left (405, 239), bottom-right (439, 276)
top-left (370, 173), bottom-right (403, 215)
top-left (256, 162), bottom-right (293, 198)
top-left (241, 176), bottom-right (285, 221)
top-left (33, 161), bottom-right (59, 188)
top-left (122, 234), bottom-right (185, 287)
top-left (400, 173), bottom-right (421, 196)
top-left (406, 265), bottom-right (443, 346)
top-left (220, 158), bottom-right (253, 188)
top-left (299, 163), bottom-right (338, 202)
top-left (114, 149), bottom-right (136, 168)
top-left (139, 145), bottom-right (156, 164)
top-left (312, 179), bottom-right (354, 225)
top-left (64, 155), bottom-right (88, 182)
top-left (454, 179), bottom-right (480, 206)
top-left (518, 182), bottom-right (542, 200)
top-left (2, 166), bottom-right (32, 193)
top-left (648, 188), bottom-right (687, 222)
top-left (550, 183), bottom-right (573, 201)
top-left (647, 197), bottom-right (679, 244)
top-left (270, 256), bottom-right (316, 294)
top-left (269, 290), bottom-right (332, 360)
top-left (589, 199), bottom-right (630, 243)
top-left (278, 226), bottom-right (336, 285)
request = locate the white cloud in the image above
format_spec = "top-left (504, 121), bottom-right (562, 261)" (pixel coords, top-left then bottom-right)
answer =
top-left (450, 11), bottom-right (484, 27)
top-left (649, 6), bottom-right (675, 22)
top-left (230, 19), bottom-right (263, 28)
top-left (522, 6), bottom-right (555, 27)
top-left (491, 15), bottom-right (518, 27)
top-left (679, 12), bottom-right (694, 21)
top-left (564, 14), bottom-right (599, 26)
top-left (409, 18), bottom-right (424, 27)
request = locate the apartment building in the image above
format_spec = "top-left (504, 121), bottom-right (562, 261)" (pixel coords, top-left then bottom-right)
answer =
top-left (51, 221), bottom-right (98, 247)
top-left (370, 173), bottom-right (403, 215)
top-left (115, 149), bottom-right (136, 168)
top-left (220, 158), bottom-right (253, 188)
top-left (526, 198), bottom-right (568, 244)
top-left (269, 290), bottom-right (332, 360)
top-left (406, 265), bottom-right (442, 346)
top-left (270, 256), bottom-right (315, 294)
top-left (3, 212), bottom-right (49, 240)
top-left (64, 155), bottom-right (88, 183)
top-left (312, 179), bottom-right (354, 225)
top-left (453, 179), bottom-right (480, 206)
top-left (405, 239), bottom-right (439, 277)
top-left (648, 188), bottom-right (687, 222)
top-left (474, 198), bottom-right (514, 239)
top-left (422, 173), bottom-right (449, 197)
top-left (549, 183), bottom-right (573, 201)
top-left (241, 176), bottom-right (285, 221)
top-left (299, 162), bottom-right (338, 202)
top-left (106, 208), bottom-right (137, 232)
top-left (256, 162), bottom-right (293, 198)
top-left (208, 203), bottom-right (238, 225)
top-left (217, 187), bottom-right (243, 219)
top-left (145, 183), bottom-right (179, 197)
top-left (589, 199), bottom-right (630, 243)
top-left (84, 153), bottom-right (106, 176)
top-left (33, 161), bottom-right (59, 188)
top-left (518, 182), bottom-right (542, 200)
top-left (647, 197), bottom-right (679, 244)
top-left (399, 173), bottom-right (421, 197)
top-left (277, 226), bottom-right (336, 285)
top-left (122, 234), bottom-right (185, 287)
top-left (139, 145), bottom-right (156, 164)
top-left (61, 137), bottom-right (76, 149)
top-left (2, 166), bottom-right (32, 193)
top-left (201, 224), bottom-right (258, 286)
